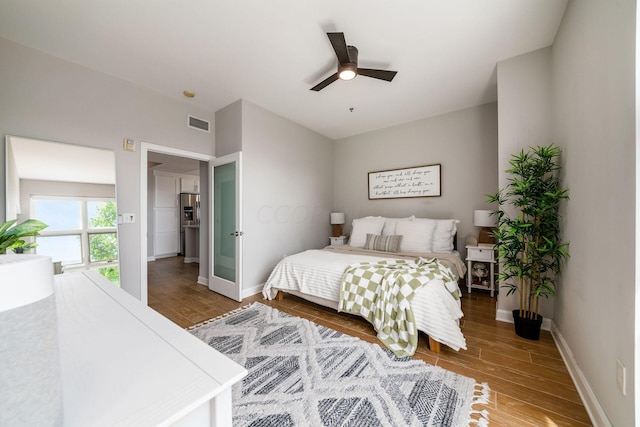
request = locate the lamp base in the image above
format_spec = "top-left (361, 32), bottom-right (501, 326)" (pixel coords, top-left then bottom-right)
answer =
top-left (478, 227), bottom-right (495, 244)
top-left (332, 224), bottom-right (343, 238)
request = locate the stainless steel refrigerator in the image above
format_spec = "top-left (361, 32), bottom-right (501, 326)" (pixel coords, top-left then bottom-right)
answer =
top-left (179, 193), bottom-right (200, 255)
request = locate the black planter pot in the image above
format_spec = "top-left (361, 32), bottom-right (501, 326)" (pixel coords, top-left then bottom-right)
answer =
top-left (512, 310), bottom-right (543, 340)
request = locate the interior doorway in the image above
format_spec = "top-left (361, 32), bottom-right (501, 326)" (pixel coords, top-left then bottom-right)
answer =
top-left (147, 152), bottom-right (201, 261)
top-left (139, 142), bottom-right (213, 306)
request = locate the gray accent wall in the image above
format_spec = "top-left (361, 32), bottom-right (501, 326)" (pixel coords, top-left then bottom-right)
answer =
top-left (496, 1), bottom-right (635, 424)
top-left (215, 100), bottom-right (243, 157)
top-left (0, 36), bottom-right (215, 299)
top-left (496, 47), bottom-right (554, 320)
top-left (215, 100), bottom-right (334, 295)
top-left (552, 0), bottom-right (635, 424)
top-left (333, 103), bottom-right (499, 255)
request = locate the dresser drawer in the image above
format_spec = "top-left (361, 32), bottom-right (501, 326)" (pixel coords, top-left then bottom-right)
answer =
top-left (467, 246), bottom-right (495, 261)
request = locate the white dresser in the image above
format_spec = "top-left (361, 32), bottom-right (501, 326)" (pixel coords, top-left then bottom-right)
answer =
top-left (55, 271), bottom-right (246, 426)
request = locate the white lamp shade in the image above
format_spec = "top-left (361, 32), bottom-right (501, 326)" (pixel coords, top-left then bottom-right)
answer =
top-left (330, 212), bottom-right (345, 225)
top-left (474, 210), bottom-right (497, 227)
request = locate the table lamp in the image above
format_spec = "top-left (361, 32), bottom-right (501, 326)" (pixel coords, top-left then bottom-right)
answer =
top-left (474, 209), bottom-right (497, 244)
top-left (330, 212), bottom-right (345, 237)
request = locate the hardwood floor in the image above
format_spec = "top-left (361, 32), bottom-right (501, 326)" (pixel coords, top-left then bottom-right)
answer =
top-left (148, 256), bottom-right (592, 426)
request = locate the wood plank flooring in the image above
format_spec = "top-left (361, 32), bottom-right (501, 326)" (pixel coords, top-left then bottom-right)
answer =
top-left (148, 256), bottom-right (592, 426)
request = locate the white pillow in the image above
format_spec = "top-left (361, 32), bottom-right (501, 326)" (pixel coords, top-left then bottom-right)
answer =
top-left (432, 219), bottom-right (459, 253)
top-left (349, 217), bottom-right (385, 248)
top-left (381, 217), bottom-right (412, 236)
top-left (395, 220), bottom-right (436, 253)
top-left (412, 217), bottom-right (460, 253)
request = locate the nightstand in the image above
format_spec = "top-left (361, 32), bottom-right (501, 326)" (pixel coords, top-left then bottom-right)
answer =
top-left (330, 236), bottom-right (348, 246)
top-left (466, 244), bottom-right (496, 297)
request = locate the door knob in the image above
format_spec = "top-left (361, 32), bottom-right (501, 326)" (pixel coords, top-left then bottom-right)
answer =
top-left (229, 231), bottom-right (244, 236)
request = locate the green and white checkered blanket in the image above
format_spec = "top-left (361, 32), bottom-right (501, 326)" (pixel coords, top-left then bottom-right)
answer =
top-left (338, 258), bottom-right (458, 357)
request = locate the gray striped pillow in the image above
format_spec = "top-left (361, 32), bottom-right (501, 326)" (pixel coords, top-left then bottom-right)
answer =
top-left (364, 234), bottom-right (403, 253)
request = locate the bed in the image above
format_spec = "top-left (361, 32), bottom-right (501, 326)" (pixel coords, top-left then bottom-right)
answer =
top-left (262, 216), bottom-right (468, 354)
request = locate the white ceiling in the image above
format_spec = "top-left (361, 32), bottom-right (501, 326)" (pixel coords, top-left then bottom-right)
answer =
top-left (148, 152), bottom-right (201, 175)
top-left (8, 137), bottom-right (115, 185)
top-left (0, 0), bottom-right (567, 140)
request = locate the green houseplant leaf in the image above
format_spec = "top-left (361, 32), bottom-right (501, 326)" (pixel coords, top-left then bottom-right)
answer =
top-left (0, 219), bottom-right (48, 254)
top-left (488, 144), bottom-right (569, 322)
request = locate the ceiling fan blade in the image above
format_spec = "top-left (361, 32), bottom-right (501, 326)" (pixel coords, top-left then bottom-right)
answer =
top-left (310, 73), bottom-right (339, 91)
top-left (327, 32), bottom-right (350, 64)
top-left (357, 68), bottom-right (398, 82)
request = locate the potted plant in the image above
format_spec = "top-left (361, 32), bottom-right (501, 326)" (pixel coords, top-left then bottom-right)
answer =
top-left (487, 144), bottom-right (569, 340)
top-left (0, 219), bottom-right (48, 254)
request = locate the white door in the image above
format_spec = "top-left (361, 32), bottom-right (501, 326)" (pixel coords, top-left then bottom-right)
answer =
top-left (154, 174), bottom-right (179, 256)
top-left (209, 152), bottom-right (242, 301)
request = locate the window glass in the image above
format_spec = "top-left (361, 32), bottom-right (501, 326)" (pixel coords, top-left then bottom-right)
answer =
top-left (89, 233), bottom-right (119, 262)
top-left (88, 201), bottom-right (117, 228)
top-left (36, 235), bottom-right (82, 265)
top-left (33, 199), bottom-right (81, 231)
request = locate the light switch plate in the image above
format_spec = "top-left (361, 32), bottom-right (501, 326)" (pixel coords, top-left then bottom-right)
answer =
top-left (123, 138), bottom-right (135, 152)
top-left (120, 213), bottom-right (135, 224)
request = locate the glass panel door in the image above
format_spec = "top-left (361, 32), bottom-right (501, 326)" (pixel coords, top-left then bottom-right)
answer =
top-left (210, 152), bottom-right (242, 301)
top-left (213, 162), bottom-right (236, 281)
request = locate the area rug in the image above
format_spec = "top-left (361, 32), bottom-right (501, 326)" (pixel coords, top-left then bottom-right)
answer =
top-left (189, 302), bottom-right (489, 427)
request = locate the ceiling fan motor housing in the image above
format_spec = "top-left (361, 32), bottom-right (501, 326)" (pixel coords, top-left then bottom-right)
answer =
top-left (338, 63), bottom-right (357, 80)
top-left (338, 46), bottom-right (358, 80)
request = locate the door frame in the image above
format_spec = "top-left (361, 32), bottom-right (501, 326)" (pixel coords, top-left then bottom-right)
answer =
top-left (210, 151), bottom-right (243, 302)
top-left (139, 142), bottom-right (214, 305)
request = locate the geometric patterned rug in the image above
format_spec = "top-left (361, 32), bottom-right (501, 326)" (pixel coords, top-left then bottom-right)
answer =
top-left (189, 302), bottom-right (489, 427)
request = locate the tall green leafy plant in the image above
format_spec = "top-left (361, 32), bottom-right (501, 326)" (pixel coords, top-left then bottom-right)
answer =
top-left (487, 144), bottom-right (569, 320)
top-left (0, 219), bottom-right (48, 254)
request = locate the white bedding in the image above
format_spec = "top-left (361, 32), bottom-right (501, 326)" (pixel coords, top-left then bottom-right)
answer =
top-left (262, 246), bottom-right (467, 351)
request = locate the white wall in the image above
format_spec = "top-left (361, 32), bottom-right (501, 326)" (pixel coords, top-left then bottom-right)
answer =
top-left (333, 103), bottom-right (498, 253)
top-left (551, 0), bottom-right (635, 425)
top-left (240, 100), bottom-right (334, 293)
top-left (496, 47), bottom-right (554, 320)
top-left (0, 37), bottom-right (215, 299)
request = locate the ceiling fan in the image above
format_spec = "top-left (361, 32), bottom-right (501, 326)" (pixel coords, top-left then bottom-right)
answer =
top-left (310, 32), bottom-right (398, 91)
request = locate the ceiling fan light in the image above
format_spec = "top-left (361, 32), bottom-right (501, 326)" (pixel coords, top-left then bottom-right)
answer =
top-left (338, 64), bottom-right (357, 81)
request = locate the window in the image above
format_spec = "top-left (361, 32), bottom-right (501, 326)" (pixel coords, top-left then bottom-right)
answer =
top-left (32, 197), bottom-right (119, 284)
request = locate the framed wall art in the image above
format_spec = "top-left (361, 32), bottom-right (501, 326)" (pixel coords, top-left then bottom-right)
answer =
top-left (368, 163), bottom-right (441, 200)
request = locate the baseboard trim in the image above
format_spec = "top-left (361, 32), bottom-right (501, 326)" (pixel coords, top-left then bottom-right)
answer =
top-left (197, 276), bottom-right (208, 286)
top-left (184, 257), bottom-right (199, 264)
top-left (551, 323), bottom-right (609, 427)
top-left (243, 283), bottom-right (264, 299)
top-left (496, 308), bottom-right (552, 331)
top-left (147, 256), bottom-right (156, 262)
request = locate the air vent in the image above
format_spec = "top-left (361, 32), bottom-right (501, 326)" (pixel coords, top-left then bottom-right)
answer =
top-left (187, 115), bottom-right (210, 133)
